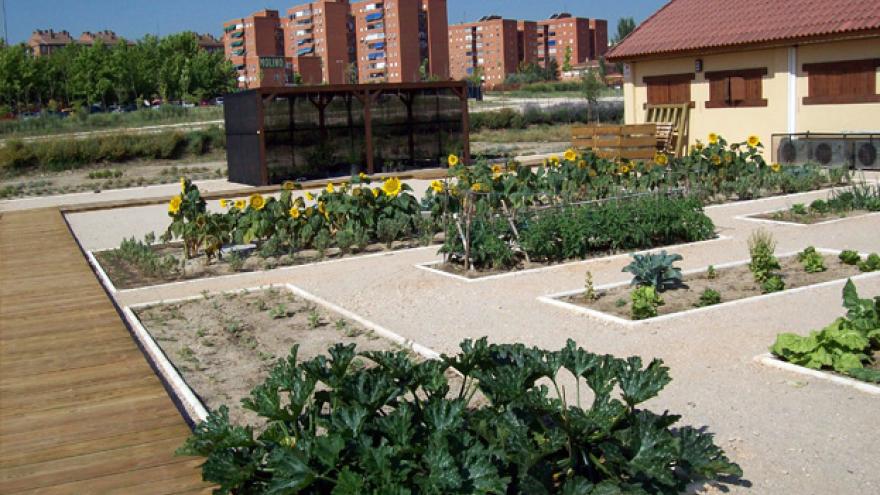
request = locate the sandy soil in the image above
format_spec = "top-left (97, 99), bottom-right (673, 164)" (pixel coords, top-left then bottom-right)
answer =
top-left (136, 288), bottom-right (428, 426)
top-left (569, 254), bottom-right (863, 320)
top-left (97, 239), bottom-right (438, 290)
top-left (753, 208), bottom-right (874, 225)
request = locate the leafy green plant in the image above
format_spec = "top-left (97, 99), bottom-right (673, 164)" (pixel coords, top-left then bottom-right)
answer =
top-left (706, 265), bottom-right (717, 280)
top-left (809, 199), bottom-right (829, 214)
top-left (307, 309), bottom-right (322, 329)
top-left (771, 280), bottom-right (879, 381)
top-left (108, 233), bottom-right (178, 278)
top-left (761, 276), bottom-right (786, 294)
top-left (178, 339), bottom-right (741, 493)
top-left (696, 288), bottom-right (721, 307)
top-left (583, 271), bottom-right (597, 301)
top-left (791, 203), bottom-right (807, 215)
top-left (858, 253), bottom-right (880, 273)
top-left (748, 229), bottom-right (780, 283)
top-left (631, 286), bottom-right (664, 320)
top-left (622, 250), bottom-right (683, 291)
top-left (269, 304), bottom-right (294, 320)
top-left (798, 246), bottom-right (826, 273)
top-left (839, 250), bottom-right (861, 266)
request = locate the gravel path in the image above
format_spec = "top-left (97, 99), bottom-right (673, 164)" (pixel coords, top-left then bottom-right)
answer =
top-left (62, 183), bottom-right (880, 494)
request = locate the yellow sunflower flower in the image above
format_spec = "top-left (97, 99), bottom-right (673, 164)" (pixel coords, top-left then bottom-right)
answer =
top-left (447, 154), bottom-right (459, 167)
top-left (168, 195), bottom-right (182, 214)
top-left (317, 201), bottom-right (327, 218)
top-left (491, 164), bottom-right (504, 175)
top-left (771, 163), bottom-right (782, 173)
top-left (381, 177), bottom-right (402, 197)
top-left (564, 149), bottom-right (577, 162)
top-left (305, 192), bottom-right (315, 201)
top-left (708, 133), bottom-right (719, 145)
top-left (234, 199), bottom-right (246, 210)
top-left (219, 199), bottom-right (229, 208)
top-left (372, 187), bottom-right (380, 198)
top-left (747, 135), bottom-right (761, 148)
top-left (325, 183), bottom-right (335, 194)
top-left (282, 181), bottom-right (296, 191)
top-left (654, 152), bottom-right (669, 166)
top-left (289, 207), bottom-right (301, 218)
top-left (549, 155), bottom-right (560, 166)
top-left (249, 193), bottom-right (266, 210)
top-left (619, 164), bottom-right (630, 175)
top-left (430, 180), bottom-right (444, 193)
top-left (711, 154), bottom-right (722, 166)
top-left (694, 140), bottom-right (704, 151)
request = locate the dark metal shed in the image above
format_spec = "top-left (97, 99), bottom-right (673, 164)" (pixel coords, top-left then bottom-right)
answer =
top-left (223, 81), bottom-right (471, 186)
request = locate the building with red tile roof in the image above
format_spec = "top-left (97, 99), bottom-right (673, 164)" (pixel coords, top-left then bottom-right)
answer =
top-left (607, 0), bottom-right (880, 168)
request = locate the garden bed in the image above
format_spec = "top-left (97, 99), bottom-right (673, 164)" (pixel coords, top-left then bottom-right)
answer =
top-left (558, 253), bottom-right (863, 321)
top-left (751, 208), bottom-right (875, 225)
top-left (134, 287), bottom-right (457, 425)
top-left (96, 237), bottom-right (437, 290)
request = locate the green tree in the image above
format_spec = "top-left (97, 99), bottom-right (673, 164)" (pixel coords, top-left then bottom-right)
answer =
top-left (581, 68), bottom-right (606, 122)
top-left (562, 45), bottom-right (573, 72)
top-left (614, 17), bottom-right (637, 44)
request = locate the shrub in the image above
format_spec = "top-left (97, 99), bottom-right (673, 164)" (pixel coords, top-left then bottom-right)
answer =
top-left (762, 276), bottom-right (786, 294)
top-left (178, 338), bottom-right (741, 493)
top-left (797, 246), bottom-right (826, 273)
top-left (0, 140), bottom-right (37, 170)
top-left (747, 229), bottom-right (780, 283)
top-left (809, 199), bottom-right (829, 214)
top-left (696, 288), bottom-right (722, 307)
top-left (858, 253), bottom-right (880, 273)
top-left (622, 250), bottom-right (683, 291)
top-left (791, 203), bottom-right (807, 215)
top-left (839, 250), bottom-right (861, 265)
top-left (631, 286), bottom-right (663, 320)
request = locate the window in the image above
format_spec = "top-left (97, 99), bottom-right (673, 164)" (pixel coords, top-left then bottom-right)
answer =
top-left (803, 58), bottom-right (880, 104)
top-left (644, 73), bottom-right (694, 107)
top-left (705, 68), bottom-right (767, 108)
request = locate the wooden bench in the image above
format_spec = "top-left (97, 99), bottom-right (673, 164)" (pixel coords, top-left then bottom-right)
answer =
top-left (572, 124), bottom-right (658, 161)
top-left (645, 103), bottom-right (690, 157)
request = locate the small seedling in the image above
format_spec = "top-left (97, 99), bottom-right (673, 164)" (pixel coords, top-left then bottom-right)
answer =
top-left (695, 288), bottom-right (721, 307)
top-left (584, 271), bottom-right (597, 301)
top-left (308, 310), bottom-right (322, 328)
top-left (196, 328), bottom-right (207, 338)
top-left (615, 298), bottom-right (627, 308)
top-left (707, 265), bottom-right (717, 279)
top-left (269, 304), bottom-right (293, 319)
top-left (335, 319), bottom-right (348, 331)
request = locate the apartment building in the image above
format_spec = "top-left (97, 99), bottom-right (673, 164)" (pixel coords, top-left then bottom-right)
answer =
top-left (536, 13), bottom-right (607, 69)
top-left (449, 16), bottom-right (519, 88)
top-left (284, 1), bottom-right (355, 84)
top-left (223, 10), bottom-right (290, 89)
top-left (196, 33), bottom-right (225, 54)
top-left (28, 30), bottom-right (74, 57)
top-left (352, 0), bottom-right (450, 84)
top-left (516, 21), bottom-right (539, 66)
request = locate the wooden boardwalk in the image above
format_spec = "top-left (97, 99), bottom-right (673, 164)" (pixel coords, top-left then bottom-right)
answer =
top-left (0, 209), bottom-right (210, 494)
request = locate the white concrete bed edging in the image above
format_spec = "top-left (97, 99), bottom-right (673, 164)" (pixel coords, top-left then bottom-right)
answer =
top-left (86, 250), bottom-right (118, 294)
top-left (120, 284), bottom-right (446, 425)
top-left (734, 209), bottom-right (880, 228)
top-left (537, 248), bottom-right (880, 327)
top-left (414, 235), bottom-right (733, 284)
top-left (88, 245), bottom-right (437, 295)
top-left (701, 182), bottom-right (877, 211)
top-left (754, 353), bottom-right (880, 396)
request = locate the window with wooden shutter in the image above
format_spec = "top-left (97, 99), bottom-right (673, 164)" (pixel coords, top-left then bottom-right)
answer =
top-left (803, 58), bottom-right (880, 105)
top-left (705, 68), bottom-right (767, 108)
top-left (643, 73), bottom-right (695, 107)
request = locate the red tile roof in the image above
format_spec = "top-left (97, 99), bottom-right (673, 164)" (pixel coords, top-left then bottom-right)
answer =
top-left (606, 0), bottom-right (880, 60)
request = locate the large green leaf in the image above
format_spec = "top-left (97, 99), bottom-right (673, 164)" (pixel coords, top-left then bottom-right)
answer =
top-left (617, 358), bottom-right (672, 408)
top-left (265, 450), bottom-right (316, 494)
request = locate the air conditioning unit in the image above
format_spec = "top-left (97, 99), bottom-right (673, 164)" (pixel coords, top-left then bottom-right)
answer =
top-left (852, 140), bottom-right (879, 169)
top-left (803, 139), bottom-right (848, 167)
top-left (774, 136), bottom-right (812, 165)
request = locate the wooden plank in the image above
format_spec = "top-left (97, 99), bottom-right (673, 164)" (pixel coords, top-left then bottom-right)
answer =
top-left (0, 209), bottom-right (210, 493)
top-left (619, 124), bottom-right (656, 135)
top-left (619, 149), bottom-right (659, 160)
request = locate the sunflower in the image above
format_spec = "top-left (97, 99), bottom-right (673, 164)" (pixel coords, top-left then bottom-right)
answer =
top-left (447, 154), bottom-right (459, 167)
top-left (708, 133), bottom-right (719, 145)
top-left (305, 192), bottom-right (315, 201)
top-left (294, 197), bottom-right (305, 208)
top-left (326, 183), bottom-right (335, 194)
top-left (563, 149), bottom-right (577, 162)
top-left (694, 141), bottom-right (704, 151)
top-left (577, 159), bottom-right (587, 169)
top-left (654, 152), bottom-right (669, 166)
top-left (372, 187), bottom-right (380, 198)
top-left (317, 201), bottom-right (327, 218)
top-left (430, 180), bottom-right (444, 193)
top-left (219, 199), bottom-right (229, 208)
top-left (711, 154), bottom-right (722, 166)
top-left (168, 195), bottom-right (182, 214)
top-left (491, 164), bottom-right (504, 175)
top-left (352, 187), bottom-right (362, 197)
top-left (618, 164), bottom-right (630, 175)
top-left (470, 183), bottom-right (489, 193)
top-left (381, 177), bottom-right (402, 197)
top-left (771, 163), bottom-right (782, 173)
top-left (234, 199), bottom-right (246, 210)
top-left (549, 155), bottom-right (560, 166)
top-left (747, 135), bottom-right (761, 148)
top-left (282, 181), bottom-right (296, 191)
top-left (289, 207), bottom-right (301, 218)
top-left (249, 193), bottom-right (266, 210)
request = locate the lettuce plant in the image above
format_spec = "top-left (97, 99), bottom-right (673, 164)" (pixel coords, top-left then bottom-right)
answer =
top-left (797, 247), bottom-right (826, 273)
top-left (631, 286), bottom-right (664, 320)
top-left (179, 339), bottom-right (742, 494)
top-left (858, 253), bottom-right (880, 273)
top-left (839, 250), bottom-right (861, 266)
top-left (696, 288), bottom-right (721, 307)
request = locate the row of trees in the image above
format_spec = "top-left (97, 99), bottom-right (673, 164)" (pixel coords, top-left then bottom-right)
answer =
top-left (0, 33), bottom-right (237, 113)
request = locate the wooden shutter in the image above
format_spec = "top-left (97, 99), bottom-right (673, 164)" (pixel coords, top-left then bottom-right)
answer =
top-left (803, 58), bottom-right (880, 105)
top-left (705, 68), bottom-right (767, 108)
top-left (643, 73), bottom-right (694, 107)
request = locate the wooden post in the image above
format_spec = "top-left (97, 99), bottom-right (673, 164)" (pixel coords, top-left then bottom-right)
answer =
top-left (399, 91), bottom-right (415, 168)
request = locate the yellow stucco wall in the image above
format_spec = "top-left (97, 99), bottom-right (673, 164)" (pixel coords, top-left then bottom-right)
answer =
top-left (622, 36), bottom-right (880, 158)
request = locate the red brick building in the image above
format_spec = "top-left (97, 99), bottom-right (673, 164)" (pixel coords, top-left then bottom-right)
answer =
top-left (536, 13), bottom-right (607, 71)
top-left (223, 10), bottom-right (290, 89)
top-left (284, 1), bottom-right (356, 84)
top-left (352, 0), bottom-right (450, 83)
top-left (449, 16), bottom-right (519, 88)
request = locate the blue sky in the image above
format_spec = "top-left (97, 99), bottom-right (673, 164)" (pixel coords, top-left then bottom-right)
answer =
top-left (1, 0), bottom-right (667, 44)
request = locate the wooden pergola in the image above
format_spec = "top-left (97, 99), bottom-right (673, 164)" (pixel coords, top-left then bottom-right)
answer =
top-left (223, 81), bottom-right (471, 186)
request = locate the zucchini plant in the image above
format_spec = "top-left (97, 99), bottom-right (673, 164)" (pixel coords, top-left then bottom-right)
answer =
top-left (179, 339), bottom-right (742, 494)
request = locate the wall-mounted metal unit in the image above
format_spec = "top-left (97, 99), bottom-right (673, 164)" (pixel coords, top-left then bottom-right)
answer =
top-left (772, 133), bottom-right (880, 170)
